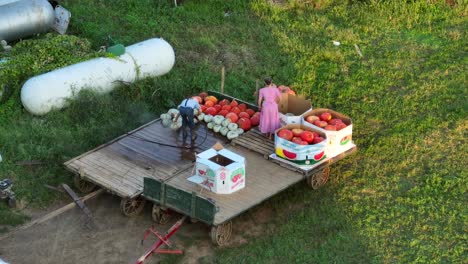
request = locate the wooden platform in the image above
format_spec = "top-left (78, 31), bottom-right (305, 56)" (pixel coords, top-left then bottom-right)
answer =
top-left (164, 145), bottom-right (304, 225)
top-left (64, 119), bottom-right (228, 198)
top-left (232, 128), bottom-right (275, 158)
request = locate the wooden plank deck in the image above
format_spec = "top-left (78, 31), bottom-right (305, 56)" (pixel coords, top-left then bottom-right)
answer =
top-left (232, 128), bottom-right (275, 158)
top-left (165, 145), bottom-right (304, 225)
top-left (64, 119), bottom-right (228, 198)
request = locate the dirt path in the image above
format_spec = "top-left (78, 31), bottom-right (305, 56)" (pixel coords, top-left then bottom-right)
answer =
top-left (0, 192), bottom-right (275, 264)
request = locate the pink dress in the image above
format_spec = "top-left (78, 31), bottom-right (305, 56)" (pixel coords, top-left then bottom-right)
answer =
top-left (259, 86), bottom-right (281, 134)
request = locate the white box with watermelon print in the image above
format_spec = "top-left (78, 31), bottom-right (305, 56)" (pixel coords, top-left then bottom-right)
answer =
top-left (301, 108), bottom-right (353, 156)
top-left (274, 124), bottom-right (328, 166)
top-left (188, 147), bottom-right (246, 194)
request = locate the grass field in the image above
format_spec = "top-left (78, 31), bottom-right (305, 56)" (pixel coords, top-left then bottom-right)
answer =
top-left (0, 0), bottom-right (466, 263)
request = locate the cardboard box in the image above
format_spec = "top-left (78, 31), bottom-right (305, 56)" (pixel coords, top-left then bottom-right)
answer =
top-left (274, 124), bottom-right (327, 165)
top-left (277, 93), bottom-right (312, 125)
top-left (302, 108), bottom-right (353, 156)
top-left (189, 146), bottom-right (246, 194)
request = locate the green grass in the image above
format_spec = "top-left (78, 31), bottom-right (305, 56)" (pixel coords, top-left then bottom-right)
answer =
top-left (0, 0), bottom-right (466, 262)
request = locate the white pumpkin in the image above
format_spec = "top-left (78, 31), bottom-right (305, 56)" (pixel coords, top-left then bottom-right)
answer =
top-left (228, 123), bottom-right (238, 131)
top-left (207, 122), bottom-right (215, 130)
top-left (220, 127), bottom-right (229, 136)
top-left (168, 108), bottom-right (179, 117)
top-left (194, 118), bottom-right (198, 124)
top-left (236, 128), bottom-right (244, 135)
top-left (197, 113), bottom-right (205, 121)
top-left (162, 119), bottom-right (171, 127)
top-left (204, 114), bottom-right (213, 123)
top-left (213, 125), bottom-right (222, 133)
top-left (213, 115), bottom-right (224, 125)
top-left (221, 118), bottom-right (231, 127)
top-left (227, 131), bottom-right (238, 140)
top-left (170, 122), bottom-right (179, 130)
top-left (160, 113), bottom-right (170, 120)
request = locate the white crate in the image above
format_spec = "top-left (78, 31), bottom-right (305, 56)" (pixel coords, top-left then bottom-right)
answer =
top-left (188, 148), bottom-right (246, 194)
top-left (302, 108), bottom-right (353, 156)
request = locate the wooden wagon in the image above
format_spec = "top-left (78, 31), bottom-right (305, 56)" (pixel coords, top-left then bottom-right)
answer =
top-left (64, 92), bottom-right (356, 245)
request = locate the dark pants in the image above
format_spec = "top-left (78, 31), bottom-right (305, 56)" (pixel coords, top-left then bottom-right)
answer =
top-left (179, 106), bottom-right (195, 131)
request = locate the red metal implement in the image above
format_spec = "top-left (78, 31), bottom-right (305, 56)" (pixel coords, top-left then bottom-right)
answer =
top-left (135, 216), bottom-right (186, 264)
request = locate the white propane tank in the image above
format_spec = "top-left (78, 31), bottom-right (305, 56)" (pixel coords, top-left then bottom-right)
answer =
top-left (21, 38), bottom-right (176, 115)
top-left (0, 0), bottom-right (21, 6)
top-left (0, 0), bottom-right (55, 41)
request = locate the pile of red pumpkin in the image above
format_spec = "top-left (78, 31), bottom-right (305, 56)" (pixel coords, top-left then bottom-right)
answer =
top-left (304, 112), bottom-right (348, 131)
top-left (277, 128), bottom-right (325, 145)
top-left (193, 92), bottom-right (260, 131)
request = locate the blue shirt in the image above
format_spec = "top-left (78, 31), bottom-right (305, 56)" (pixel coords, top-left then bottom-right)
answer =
top-left (178, 98), bottom-right (200, 109)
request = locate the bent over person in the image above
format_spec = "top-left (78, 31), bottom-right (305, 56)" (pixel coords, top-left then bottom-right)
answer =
top-left (175, 96), bottom-right (200, 141)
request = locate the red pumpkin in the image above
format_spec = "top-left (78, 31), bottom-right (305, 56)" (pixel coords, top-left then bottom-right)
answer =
top-left (300, 131), bottom-right (315, 143)
top-left (222, 105), bottom-right (232, 111)
top-left (237, 117), bottom-right (251, 131)
top-left (199, 92), bottom-right (208, 99)
top-left (205, 101), bottom-right (214, 107)
top-left (238, 112), bottom-right (250, 119)
top-left (250, 115), bottom-right (260, 126)
top-left (246, 109), bottom-right (255, 117)
top-left (218, 110), bottom-right (229, 117)
top-left (336, 122), bottom-right (347, 131)
top-left (230, 99), bottom-right (238, 107)
top-left (219, 99), bottom-right (230, 106)
top-left (205, 107), bottom-right (217, 116)
top-left (328, 119), bottom-right (344, 126)
top-left (238, 103), bottom-right (247, 112)
top-left (292, 137), bottom-right (302, 144)
top-left (299, 141), bottom-right (309, 145)
top-left (225, 113), bottom-right (239, 123)
top-left (312, 136), bottom-right (325, 144)
top-left (200, 105), bottom-right (207, 113)
top-left (277, 129), bottom-right (293, 141)
top-left (214, 104), bottom-right (222, 112)
top-left (231, 107), bottom-right (241, 115)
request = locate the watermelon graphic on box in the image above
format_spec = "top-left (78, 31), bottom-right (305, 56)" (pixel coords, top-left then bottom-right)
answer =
top-left (274, 124), bottom-right (328, 165)
top-left (189, 145), bottom-right (246, 194)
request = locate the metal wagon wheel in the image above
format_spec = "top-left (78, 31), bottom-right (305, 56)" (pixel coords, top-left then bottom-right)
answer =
top-left (120, 196), bottom-right (146, 217)
top-left (210, 221), bottom-right (232, 246)
top-left (73, 174), bottom-right (96, 193)
top-left (307, 166), bottom-right (330, 190)
top-left (151, 204), bottom-right (172, 224)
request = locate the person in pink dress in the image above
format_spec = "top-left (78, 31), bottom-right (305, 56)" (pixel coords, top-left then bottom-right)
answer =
top-left (258, 77), bottom-right (282, 139)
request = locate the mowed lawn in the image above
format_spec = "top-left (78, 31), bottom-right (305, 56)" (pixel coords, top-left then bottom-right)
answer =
top-left (0, 0), bottom-right (466, 263)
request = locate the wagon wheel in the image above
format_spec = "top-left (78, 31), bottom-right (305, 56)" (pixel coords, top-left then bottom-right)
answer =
top-left (120, 196), bottom-right (146, 217)
top-left (210, 221), bottom-right (232, 246)
top-left (74, 174), bottom-right (96, 193)
top-left (308, 166), bottom-right (330, 190)
top-left (151, 204), bottom-right (172, 224)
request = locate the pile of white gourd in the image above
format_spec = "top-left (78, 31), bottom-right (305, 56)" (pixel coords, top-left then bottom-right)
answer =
top-left (160, 109), bottom-right (242, 140)
top-left (159, 108), bottom-right (200, 131)
top-left (198, 113), bottom-right (243, 140)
